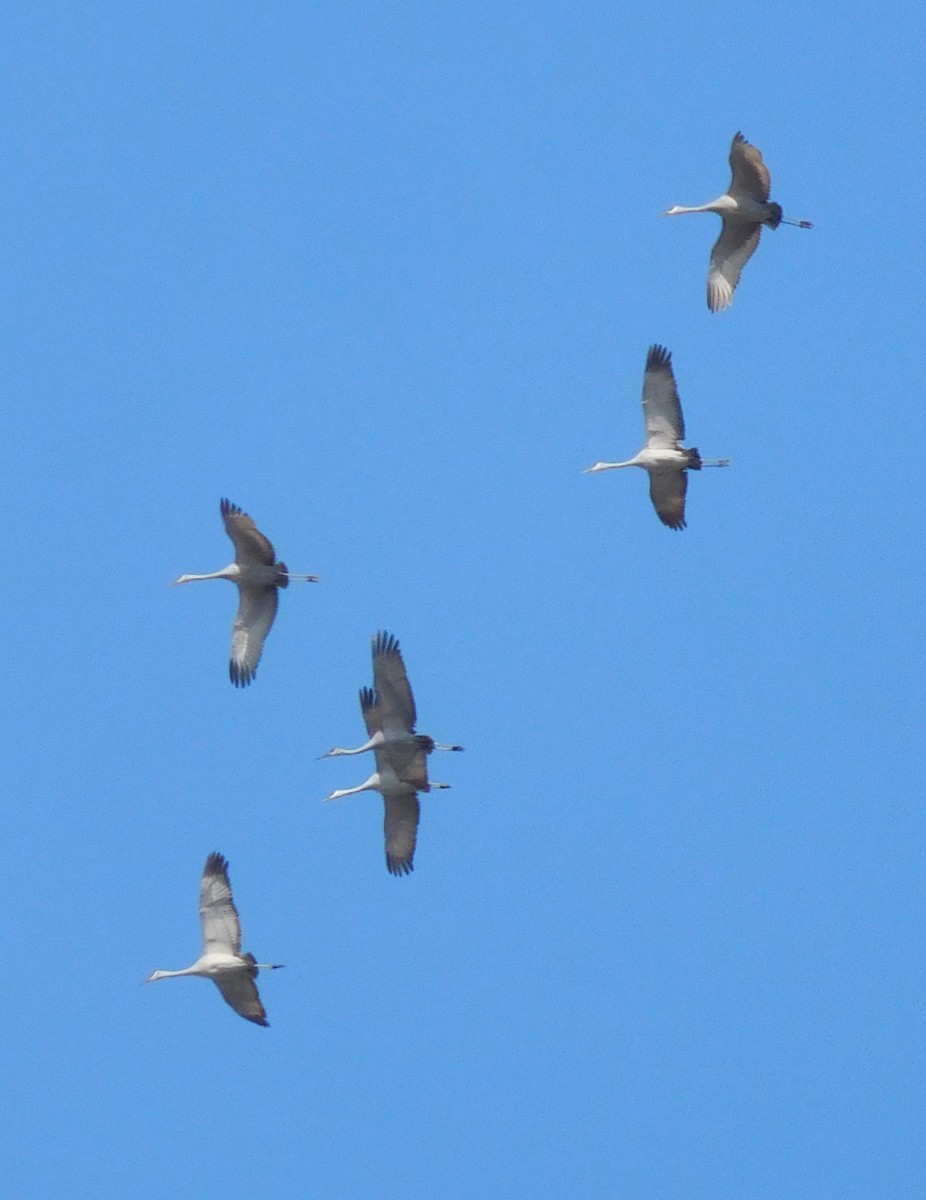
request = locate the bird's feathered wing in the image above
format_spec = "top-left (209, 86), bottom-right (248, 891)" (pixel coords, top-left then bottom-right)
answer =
top-left (384, 790), bottom-right (420, 876)
top-left (708, 223), bottom-right (761, 313)
top-left (642, 345), bottom-right (685, 447)
top-left (649, 470), bottom-right (688, 531)
top-left (728, 131), bottom-right (771, 202)
top-left (211, 959), bottom-right (269, 1027)
top-left (359, 685), bottom-right (382, 740)
top-left (220, 498), bottom-right (277, 566)
top-left (229, 585), bottom-right (278, 687)
top-left (200, 852), bottom-right (242, 955)
top-left (371, 630), bottom-right (417, 735)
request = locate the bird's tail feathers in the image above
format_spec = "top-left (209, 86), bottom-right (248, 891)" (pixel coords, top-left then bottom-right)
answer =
top-left (686, 448), bottom-right (703, 471)
top-left (275, 561), bottom-right (290, 589)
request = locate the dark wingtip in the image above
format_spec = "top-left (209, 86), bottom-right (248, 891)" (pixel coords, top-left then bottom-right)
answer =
top-left (386, 855), bottom-right (414, 877)
top-left (646, 344), bottom-right (672, 372)
top-left (204, 851), bottom-right (229, 875)
top-left (230, 660), bottom-right (256, 688)
top-left (372, 630), bottom-right (400, 659)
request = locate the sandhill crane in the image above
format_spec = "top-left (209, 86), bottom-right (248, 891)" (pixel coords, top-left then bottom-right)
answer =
top-left (324, 678), bottom-right (453, 876)
top-left (585, 344), bottom-right (728, 530)
top-left (145, 852), bottom-right (283, 1026)
top-left (663, 131), bottom-right (812, 312)
top-left (174, 498), bottom-right (319, 686)
top-left (319, 631), bottom-right (463, 760)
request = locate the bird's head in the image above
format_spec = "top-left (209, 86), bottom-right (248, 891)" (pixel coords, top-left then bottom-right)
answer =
top-left (143, 970), bottom-right (165, 984)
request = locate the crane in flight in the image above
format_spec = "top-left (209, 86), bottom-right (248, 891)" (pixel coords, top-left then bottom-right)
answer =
top-left (585, 344), bottom-right (728, 530)
top-left (323, 633), bottom-right (459, 874)
top-left (144, 852), bottom-right (283, 1026)
top-left (174, 498), bottom-right (319, 686)
top-left (662, 131), bottom-right (812, 311)
top-left (319, 631), bottom-right (462, 760)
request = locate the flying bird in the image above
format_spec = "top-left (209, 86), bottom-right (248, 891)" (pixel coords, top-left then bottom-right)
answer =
top-left (585, 344), bottom-right (728, 530)
top-left (323, 636), bottom-right (458, 874)
top-left (174, 498), bottom-right (319, 686)
top-left (662, 131), bottom-right (812, 312)
top-left (319, 631), bottom-right (463, 760)
top-left (145, 852), bottom-right (283, 1027)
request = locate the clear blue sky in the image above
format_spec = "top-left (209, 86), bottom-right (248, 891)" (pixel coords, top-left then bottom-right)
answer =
top-left (3, 4), bottom-right (923, 1198)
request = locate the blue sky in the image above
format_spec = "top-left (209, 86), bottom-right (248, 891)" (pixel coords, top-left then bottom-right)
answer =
top-left (3, 3), bottom-right (924, 1197)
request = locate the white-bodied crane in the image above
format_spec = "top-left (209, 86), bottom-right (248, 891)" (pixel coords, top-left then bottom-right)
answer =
top-left (585, 344), bottom-right (728, 530)
top-left (319, 631), bottom-right (463, 760)
top-left (174, 498), bottom-right (319, 687)
top-left (145, 852), bottom-right (283, 1027)
top-left (662, 131), bottom-right (812, 312)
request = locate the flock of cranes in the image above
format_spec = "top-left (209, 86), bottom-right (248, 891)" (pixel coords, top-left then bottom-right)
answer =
top-left (147, 132), bottom-right (811, 1024)
top-left (587, 132), bottom-right (810, 528)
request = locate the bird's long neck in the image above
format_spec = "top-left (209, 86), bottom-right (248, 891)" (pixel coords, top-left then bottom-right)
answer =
top-left (173, 565), bottom-right (239, 585)
top-left (148, 964), bottom-right (201, 981)
top-left (319, 735), bottom-right (380, 759)
top-left (584, 459), bottom-right (639, 473)
top-left (663, 199), bottom-right (726, 216)
top-left (324, 772), bottom-right (381, 801)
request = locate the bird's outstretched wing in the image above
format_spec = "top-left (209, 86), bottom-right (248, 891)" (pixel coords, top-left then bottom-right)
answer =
top-left (221, 499), bottom-right (277, 567)
top-left (649, 470), bottom-right (688, 531)
top-left (384, 789), bottom-right (420, 876)
top-left (359, 685), bottom-right (383, 740)
top-left (641, 344), bottom-right (685, 447)
top-left (371, 631), bottom-right (417, 735)
top-left (212, 964), bottom-right (269, 1027)
top-left (229, 585), bottom-right (278, 687)
top-left (728, 131), bottom-right (771, 202)
top-left (200, 852), bottom-right (243, 955)
top-left (708, 222), bottom-right (761, 313)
